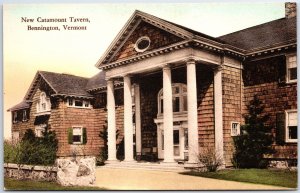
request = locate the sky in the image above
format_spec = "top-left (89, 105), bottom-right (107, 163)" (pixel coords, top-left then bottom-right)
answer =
top-left (3, 3), bottom-right (285, 139)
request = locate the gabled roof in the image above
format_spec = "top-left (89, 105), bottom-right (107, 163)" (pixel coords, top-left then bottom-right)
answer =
top-left (39, 71), bottom-right (92, 98)
top-left (7, 100), bottom-right (31, 112)
top-left (218, 17), bottom-right (297, 52)
top-left (96, 10), bottom-right (225, 68)
top-left (24, 71), bottom-right (93, 100)
top-left (85, 71), bottom-right (107, 91)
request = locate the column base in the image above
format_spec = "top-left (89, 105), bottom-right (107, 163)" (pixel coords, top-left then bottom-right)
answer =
top-left (161, 160), bottom-right (177, 166)
top-left (122, 159), bottom-right (136, 163)
top-left (105, 159), bottom-right (120, 164)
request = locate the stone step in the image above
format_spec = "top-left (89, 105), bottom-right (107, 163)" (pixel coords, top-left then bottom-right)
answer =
top-left (98, 162), bottom-right (189, 172)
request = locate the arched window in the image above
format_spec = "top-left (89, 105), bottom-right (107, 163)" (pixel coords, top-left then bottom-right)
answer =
top-left (37, 92), bottom-right (51, 113)
top-left (157, 83), bottom-right (187, 115)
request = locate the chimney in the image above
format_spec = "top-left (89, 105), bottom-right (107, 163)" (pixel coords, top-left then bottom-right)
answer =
top-left (285, 2), bottom-right (296, 18)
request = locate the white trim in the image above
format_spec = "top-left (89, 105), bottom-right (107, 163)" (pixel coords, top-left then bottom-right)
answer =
top-left (285, 109), bottom-right (297, 143)
top-left (72, 126), bottom-right (83, 145)
top-left (134, 36), bottom-right (151, 53)
top-left (66, 98), bottom-right (92, 109)
top-left (157, 83), bottom-right (187, 117)
top-left (285, 53), bottom-right (297, 83)
top-left (230, 122), bottom-right (241, 137)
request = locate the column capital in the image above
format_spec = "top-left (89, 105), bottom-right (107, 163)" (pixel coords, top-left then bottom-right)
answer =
top-left (213, 65), bottom-right (223, 73)
top-left (184, 57), bottom-right (196, 65)
top-left (122, 74), bottom-right (133, 78)
top-left (161, 64), bottom-right (171, 70)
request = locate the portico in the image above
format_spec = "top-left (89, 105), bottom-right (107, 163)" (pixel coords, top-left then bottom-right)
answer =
top-left (96, 10), bottom-right (244, 167)
top-left (104, 48), bottom-right (225, 165)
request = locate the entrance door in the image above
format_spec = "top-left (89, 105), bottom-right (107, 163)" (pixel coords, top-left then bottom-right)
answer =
top-left (157, 124), bottom-right (188, 160)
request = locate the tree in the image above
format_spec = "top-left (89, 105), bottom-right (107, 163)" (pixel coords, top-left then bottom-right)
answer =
top-left (233, 95), bottom-right (274, 168)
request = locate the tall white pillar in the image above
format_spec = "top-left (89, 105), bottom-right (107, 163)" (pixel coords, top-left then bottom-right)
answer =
top-left (134, 84), bottom-right (142, 156)
top-left (107, 79), bottom-right (117, 161)
top-left (123, 75), bottom-right (134, 162)
top-left (186, 59), bottom-right (199, 163)
top-left (214, 66), bottom-right (224, 163)
top-left (162, 65), bottom-right (175, 163)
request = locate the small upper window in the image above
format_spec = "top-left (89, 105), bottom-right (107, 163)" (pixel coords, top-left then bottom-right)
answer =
top-left (286, 110), bottom-right (297, 143)
top-left (134, 36), bottom-right (151, 52)
top-left (286, 54), bottom-right (297, 83)
top-left (67, 99), bottom-right (91, 108)
top-left (37, 92), bottom-right (51, 113)
top-left (231, 122), bottom-right (240, 136)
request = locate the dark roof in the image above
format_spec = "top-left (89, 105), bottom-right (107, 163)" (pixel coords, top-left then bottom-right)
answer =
top-left (151, 12), bottom-right (223, 43)
top-left (39, 71), bottom-right (92, 97)
top-left (85, 71), bottom-right (107, 91)
top-left (218, 17), bottom-right (296, 51)
top-left (8, 100), bottom-right (30, 111)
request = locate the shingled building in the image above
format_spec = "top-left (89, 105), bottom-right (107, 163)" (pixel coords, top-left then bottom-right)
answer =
top-left (9, 4), bottom-right (297, 168)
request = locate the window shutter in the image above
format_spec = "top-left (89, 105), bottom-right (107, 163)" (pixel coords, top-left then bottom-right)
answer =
top-left (82, 128), bottom-right (87, 144)
top-left (68, 128), bottom-right (73, 144)
top-left (276, 112), bottom-right (285, 145)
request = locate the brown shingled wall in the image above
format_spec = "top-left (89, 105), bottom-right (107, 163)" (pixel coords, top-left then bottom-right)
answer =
top-left (243, 55), bottom-right (297, 160)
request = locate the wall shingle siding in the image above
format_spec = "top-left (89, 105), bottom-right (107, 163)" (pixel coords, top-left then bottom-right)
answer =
top-left (243, 54), bottom-right (297, 159)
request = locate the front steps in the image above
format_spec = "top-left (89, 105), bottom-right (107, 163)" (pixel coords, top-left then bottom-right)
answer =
top-left (98, 161), bottom-right (191, 172)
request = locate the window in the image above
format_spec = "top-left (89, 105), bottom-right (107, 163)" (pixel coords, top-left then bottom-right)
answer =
top-left (67, 99), bottom-right (91, 108)
top-left (73, 127), bottom-right (83, 144)
top-left (35, 124), bottom-right (46, 137)
top-left (158, 83), bottom-right (187, 115)
top-left (134, 36), bottom-right (151, 52)
top-left (22, 110), bottom-right (28, 121)
top-left (184, 128), bottom-right (188, 150)
top-left (286, 54), bottom-right (297, 83)
top-left (231, 122), bottom-right (240, 136)
top-left (286, 110), bottom-right (297, 143)
top-left (13, 112), bottom-right (18, 123)
top-left (36, 92), bottom-right (51, 113)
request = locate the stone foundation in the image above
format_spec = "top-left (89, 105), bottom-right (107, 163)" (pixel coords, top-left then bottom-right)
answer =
top-left (4, 163), bottom-right (57, 181)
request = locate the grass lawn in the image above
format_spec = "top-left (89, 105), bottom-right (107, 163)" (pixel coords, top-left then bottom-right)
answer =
top-left (4, 177), bottom-right (106, 190)
top-left (182, 169), bottom-right (297, 188)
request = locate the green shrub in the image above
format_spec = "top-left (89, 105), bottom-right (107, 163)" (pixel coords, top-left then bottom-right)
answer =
top-left (232, 95), bottom-right (274, 168)
top-left (4, 127), bottom-right (58, 166)
top-left (4, 140), bottom-right (21, 164)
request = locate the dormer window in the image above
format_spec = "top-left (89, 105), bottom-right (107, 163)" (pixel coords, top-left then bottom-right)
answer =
top-left (67, 98), bottom-right (91, 108)
top-left (158, 83), bottom-right (187, 115)
top-left (286, 54), bottom-right (297, 83)
top-left (36, 92), bottom-right (51, 113)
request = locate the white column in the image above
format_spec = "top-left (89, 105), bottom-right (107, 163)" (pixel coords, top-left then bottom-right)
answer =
top-left (186, 59), bottom-right (199, 163)
top-left (134, 84), bottom-right (142, 156)
top-left (107, 79), bottom-right (117, 161)
top-left (214, 66), bottom-right (224, 163)
top-left (163, 65), bottom-right (175, 163)
top-left (123, 75), bottom-right (134, 162)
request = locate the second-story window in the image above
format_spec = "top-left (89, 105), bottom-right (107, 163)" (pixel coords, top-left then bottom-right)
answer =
top-left (37, 92), bottom-right (51, 113)
top-left (157, 83), bottom-right (187, 115)
top-left (67, 98), bottom-right (91, 108)
top-left (287, 54), bottom-right (297, 83)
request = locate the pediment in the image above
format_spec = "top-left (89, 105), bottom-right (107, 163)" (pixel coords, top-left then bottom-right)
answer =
top-left (111, 21), bottom-right (185, 62)
top-left (96, 10), bottom-right (194, 67)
